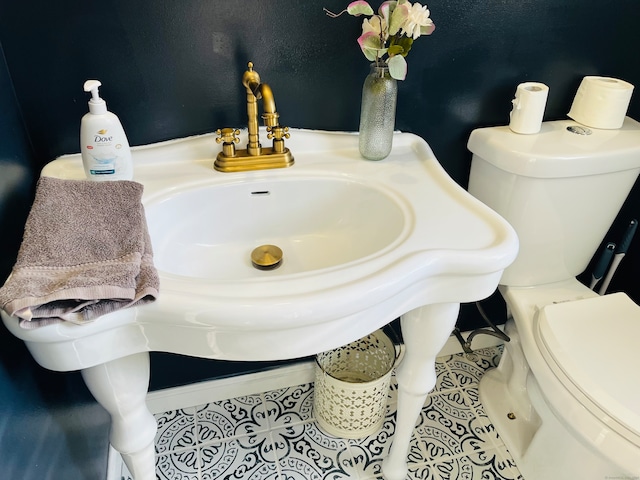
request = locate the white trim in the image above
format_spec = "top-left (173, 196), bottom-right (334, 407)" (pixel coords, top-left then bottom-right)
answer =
top-left (145, 361), bottom-right (317, 414)
top-left (144, 330), bottom-right (504, 413)
top-left (106, 446), bottom-right (124, 480)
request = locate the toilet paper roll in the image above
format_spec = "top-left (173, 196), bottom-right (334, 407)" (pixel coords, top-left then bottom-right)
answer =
top-left (509, 82), bottom-right (549, 134)
top-left (568, 76), bottom-right (634, 129)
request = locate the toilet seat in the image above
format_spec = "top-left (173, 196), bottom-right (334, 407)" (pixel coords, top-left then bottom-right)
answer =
top-left (534, 292), bottom-right (640, 446)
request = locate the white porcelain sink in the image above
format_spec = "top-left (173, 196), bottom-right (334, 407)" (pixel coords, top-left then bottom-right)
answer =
top-left (146, 175), bottom-right (408, 280)
top-left (5, 128), bottom-right (518, 365)
top-left (2, 128), bottom-right (518, 480)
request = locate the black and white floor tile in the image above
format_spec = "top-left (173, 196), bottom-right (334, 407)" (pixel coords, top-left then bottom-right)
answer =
top-left (120, 346), bottom-right (524, 480)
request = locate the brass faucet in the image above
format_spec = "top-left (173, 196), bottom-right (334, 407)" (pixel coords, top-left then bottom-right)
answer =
top-left (214, 62), bottom-right (294, 172)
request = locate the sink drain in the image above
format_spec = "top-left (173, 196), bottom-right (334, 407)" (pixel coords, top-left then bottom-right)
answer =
top-left (251, 244), bottom-right (283, 270)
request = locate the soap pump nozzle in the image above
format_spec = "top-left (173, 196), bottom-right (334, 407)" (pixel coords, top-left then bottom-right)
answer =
top-left (83, 80), bottom-right (107, 114)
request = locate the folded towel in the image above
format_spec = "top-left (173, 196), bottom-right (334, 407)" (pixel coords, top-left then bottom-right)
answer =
top-left (0, 176), bottom-right (159, 329)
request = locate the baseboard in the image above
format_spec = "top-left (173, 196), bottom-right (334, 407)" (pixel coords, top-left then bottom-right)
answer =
top-left (145, 361), bottom-right (317, 414)
top-left (106, 446), bottom-right (123, 480)
top-left (144, 329), bottom-right (504, 413)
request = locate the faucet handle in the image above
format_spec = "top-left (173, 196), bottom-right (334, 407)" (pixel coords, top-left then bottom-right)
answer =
top-left (267, 126), bottom-right (291, 155)
top-left (266, 126), bottom-right (290, 141)
top-left (215, 128), bottom-right (241, 145)
top-left (216, 128), bottom-right (241, 159)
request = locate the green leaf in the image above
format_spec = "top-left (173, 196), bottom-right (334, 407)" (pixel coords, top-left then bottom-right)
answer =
top-left (388, 55), bottom-right (407, 80)
top-left (388, 44), bottom-right (404, 56)
top-left (378, 1), bottom-right (396, 22)
top-left (388, 3), bottom-right (408, 35)
top-left (358, 32), bottom-right (387, 61)
top-left (347, 1), bottom-right (374, 16)
top-left (390, 35), bottom-right (413, 56)
top-left (420, 23), bottom-right (436, 36)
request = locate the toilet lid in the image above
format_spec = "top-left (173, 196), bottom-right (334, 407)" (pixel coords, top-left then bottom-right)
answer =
top-left (536, 292), bottom-right (640, 439)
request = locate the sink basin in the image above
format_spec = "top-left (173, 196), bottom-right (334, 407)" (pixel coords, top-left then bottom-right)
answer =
top-left (146, 176), bottom-right (408, 280)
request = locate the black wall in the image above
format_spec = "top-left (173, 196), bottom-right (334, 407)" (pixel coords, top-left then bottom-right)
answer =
top-left (1, 1), bottom-right (639, 477)
top-left (0, 44), bottom-right (111, 479)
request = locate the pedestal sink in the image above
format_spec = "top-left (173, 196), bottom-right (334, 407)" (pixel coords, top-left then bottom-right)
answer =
top-left (1, 128), bottom-right (518, 480)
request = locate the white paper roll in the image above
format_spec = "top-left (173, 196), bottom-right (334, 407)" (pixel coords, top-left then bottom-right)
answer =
top-left (509, 82), bottom-right (549, 134)
top-left (568, 76), bottom-right (634, 129)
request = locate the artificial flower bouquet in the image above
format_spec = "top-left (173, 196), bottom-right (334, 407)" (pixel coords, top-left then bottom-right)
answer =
top-left (325, 0), bottom-right (435, 80)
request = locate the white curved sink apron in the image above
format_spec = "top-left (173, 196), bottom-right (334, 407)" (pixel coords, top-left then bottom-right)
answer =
top-left (1, 129), bottom-right (518, 480)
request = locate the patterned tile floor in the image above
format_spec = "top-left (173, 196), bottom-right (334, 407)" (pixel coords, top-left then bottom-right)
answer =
top-left (120, 346), bottom-right (524, 480)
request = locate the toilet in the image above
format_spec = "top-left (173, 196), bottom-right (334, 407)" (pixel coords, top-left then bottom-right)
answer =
top-left (467, 117), bottom-right (640, 479)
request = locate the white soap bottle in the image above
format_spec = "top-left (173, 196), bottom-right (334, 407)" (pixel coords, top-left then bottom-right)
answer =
top-left (80, 80), bottom-right (133, 181)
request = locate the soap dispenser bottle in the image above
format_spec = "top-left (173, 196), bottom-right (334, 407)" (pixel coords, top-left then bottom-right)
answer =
top-left (80, 80), bottom-right (133, 181)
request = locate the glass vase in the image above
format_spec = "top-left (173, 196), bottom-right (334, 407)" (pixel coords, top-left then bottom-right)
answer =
top-left (358, 63), bottom-right (398, 160)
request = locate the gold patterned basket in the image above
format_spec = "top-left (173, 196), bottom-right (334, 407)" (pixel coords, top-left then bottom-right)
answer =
top-left (313, 329), bottom-right (398, 438)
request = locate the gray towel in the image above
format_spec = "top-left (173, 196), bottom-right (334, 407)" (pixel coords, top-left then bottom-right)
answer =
top-left (0, 176), bottom-right (159, 329)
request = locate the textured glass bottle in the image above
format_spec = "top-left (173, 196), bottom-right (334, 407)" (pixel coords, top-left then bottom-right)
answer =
top-left (358, 63), bottom-right (398, 160)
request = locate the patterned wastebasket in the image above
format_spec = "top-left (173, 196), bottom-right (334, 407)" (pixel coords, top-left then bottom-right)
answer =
top-left (313, 329), bottom-right (397, 438)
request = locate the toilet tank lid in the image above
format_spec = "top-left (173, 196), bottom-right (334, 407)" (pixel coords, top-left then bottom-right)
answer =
top-left (467, 117), bottom-right (640, 178)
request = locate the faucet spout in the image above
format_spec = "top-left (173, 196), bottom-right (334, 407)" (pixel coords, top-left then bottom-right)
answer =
top-left (242, 62), bottom-right (279, 154)
top-left (256, 83), bottom-right (279, 127)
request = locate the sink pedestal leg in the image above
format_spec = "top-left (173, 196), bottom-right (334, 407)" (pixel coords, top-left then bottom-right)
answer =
top-left (382, 303), bottom-right (460, 480)
top-left (81, 352), bottom-right (157, 480)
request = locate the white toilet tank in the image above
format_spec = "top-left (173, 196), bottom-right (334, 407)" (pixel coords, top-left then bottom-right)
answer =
top-left (467, 117), bottom-right (640, 287)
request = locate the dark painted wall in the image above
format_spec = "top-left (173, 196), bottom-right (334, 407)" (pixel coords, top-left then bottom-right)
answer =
top-left (0, 44), bottom-right (110, 479)
top-left (3, 1), bottom-right (638, 186)
top-left (1, 1), bottom-right (639, 477)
